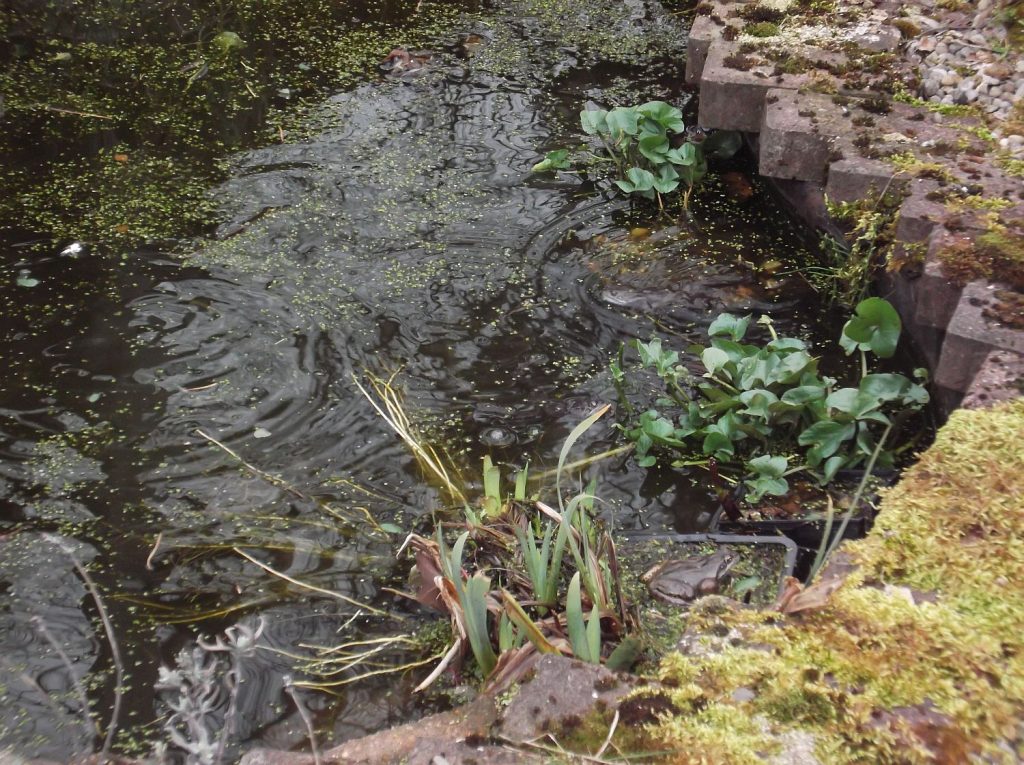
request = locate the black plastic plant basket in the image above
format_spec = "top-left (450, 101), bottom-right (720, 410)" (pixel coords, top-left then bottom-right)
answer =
top-left (708, 469), bottom-right (896, 551)
top-left (709, 508), bottom-right (874, 550)
top-left (621, 531), bottom-right (798, 606)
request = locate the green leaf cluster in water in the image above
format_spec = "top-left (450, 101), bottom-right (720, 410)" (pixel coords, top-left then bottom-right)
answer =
top-left (536, 101), bottom-right (741, 211)
top-left (619, 298), bottom-right (928, 501)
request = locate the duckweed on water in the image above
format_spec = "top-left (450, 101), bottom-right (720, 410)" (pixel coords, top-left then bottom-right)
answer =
top-left (2, 0), bottom-right (693, 250)
top-left (0, 0), bottom-right (467, 248)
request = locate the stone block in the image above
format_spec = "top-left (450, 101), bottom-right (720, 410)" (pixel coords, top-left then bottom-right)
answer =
top-left (825, 158), bottom-right (905, 203)
top-left (960, 350), bottom-right (1024, 410)
top-left (850, 25), bottom-right (902, 53)
top-left (894, 181), bottom-right (947, 245)
top-left (913, 229), bottom-right (966, 331)
top-left (879, 270), bottom-right (944, 374)
top-left (765, 177), bottom-right (831, 231)
top-left (241, 695), bottom-right (501, 765)
top-left (698, 42), bottom-right (807, 132)
top-left (686, 14), bottom-right (718, 86)
top-left (760, 89), bottom-right (846, 183)
top-left (498, 654), bottom-right (637, 742)
top-left (935, 281), bottom-right (1024, 394)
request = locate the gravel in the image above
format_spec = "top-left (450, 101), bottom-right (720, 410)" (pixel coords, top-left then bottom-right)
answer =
top-left (898, 0), bottom-right (1023, 157)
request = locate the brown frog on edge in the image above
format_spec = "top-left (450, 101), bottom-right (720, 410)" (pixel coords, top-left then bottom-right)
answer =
top-left (641, 550), bottom-right (738, 605)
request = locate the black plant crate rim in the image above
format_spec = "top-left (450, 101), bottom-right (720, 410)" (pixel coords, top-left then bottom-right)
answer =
top-left (708, 468), bottom-right (897, 545)
top-left (710, 513), bottom-right (873, 546)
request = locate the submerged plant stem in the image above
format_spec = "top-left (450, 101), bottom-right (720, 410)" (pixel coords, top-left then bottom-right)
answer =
top-left (529, 444), bottom-right (633, 482)
top-left (31, 615), bottom-right (100, 744)
top-left (284, 678), bottom-right (322, 765)
top-left (233, 547), bottom-right (389, 617)
top-left (352, 371), bottom-right (467, 505)
top-left (810, 422), bottom-right (893, 581)
top-left (43, 536), bottom-right (124, 757)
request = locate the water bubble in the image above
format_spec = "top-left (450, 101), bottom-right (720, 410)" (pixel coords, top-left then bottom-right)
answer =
top-left (519, 424), bottom-right (544, 444)
top-left (60, 242), bottom-right (86, 257)
top-left (479, 427), bottom-right (516, 447)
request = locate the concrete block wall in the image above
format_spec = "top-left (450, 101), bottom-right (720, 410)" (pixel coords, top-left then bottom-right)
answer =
top-left (687, 4), bottom-right (1024, 415)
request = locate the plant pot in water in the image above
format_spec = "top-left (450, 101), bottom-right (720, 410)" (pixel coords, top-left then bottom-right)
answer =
top-left (709, 470), bottom-right (894, 550)
top-left (620, 532), bottom-right (798, 609)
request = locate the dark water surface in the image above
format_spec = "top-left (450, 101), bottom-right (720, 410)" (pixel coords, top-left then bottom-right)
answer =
top-left (0, 0), bottom-right (827, 759)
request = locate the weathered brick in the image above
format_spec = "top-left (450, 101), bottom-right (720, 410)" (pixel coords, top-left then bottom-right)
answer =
top-left (760, 89), bottom-right (846, 183)
top-left (935, 281), bottom-right (1024, 394)
top-left (698, 42), bottom-right (806, 132)
top-left (960, 350), bottom-right (1024, 410)
top-left (913, 229), bottom-right (968, 331)
top-left (686, 14), bottom-right (718, 86)
top-left (825, 158), bottom-right (904, 203)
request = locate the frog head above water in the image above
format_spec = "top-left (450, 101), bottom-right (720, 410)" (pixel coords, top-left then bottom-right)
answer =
top-left (641, 549), bottom-right (738, 606)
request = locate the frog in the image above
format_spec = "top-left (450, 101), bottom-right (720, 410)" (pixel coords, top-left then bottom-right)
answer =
top-left (641, 549), bottom-right (738, 605)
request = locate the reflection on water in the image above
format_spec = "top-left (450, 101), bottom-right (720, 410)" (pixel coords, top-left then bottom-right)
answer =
top-left (0, 0), bottom-right (826, 758)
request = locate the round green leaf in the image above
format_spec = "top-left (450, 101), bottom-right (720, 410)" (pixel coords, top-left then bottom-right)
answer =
top-left (638, 133), bottom-right (670, 162)
top-left (858, 373), bottom-right (910, 401)
top-left (841, 297), bottom-right (901, 358)
top-left (781, 385), bottom-right (826, 405)
top-left (636, 101), bottom-right (685, 133)
top-left (798, 420), bottom-right (856, 458)
top-left (708, 313), bottom-right (751, 341)
top-left (624, 167), bottom-right (655, 191)
top-left (531, 149), bottom-right (571, 173)
top-left (606, 107), bottom-right (640, 137)
top-left (747, 454), bottom-right (787, 477)
top-left (702, 347), bottom-right (731, 375)
top-left (580, 109), bottom-right (609, 135)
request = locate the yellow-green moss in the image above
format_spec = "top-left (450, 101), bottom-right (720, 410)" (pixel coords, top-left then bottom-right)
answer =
top-left (937, 216), bottom-right (1024, 290)
top-left (999, 157), bottom-right (1024, 178)
top-left (945, 194), bottom-right (1013, 212)
top-left (887, 151), bottom-right (955, 183)
top-left (744, 21), bottom-right (781, 37)
top-left (891, 19), bottom-right (921, 38)
top-left (892, 86), bottom-right (981, 118)
top-left (628, 399), bottom-right (1024, 763)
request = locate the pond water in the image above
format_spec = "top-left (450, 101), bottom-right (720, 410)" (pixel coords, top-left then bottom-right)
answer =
top-left (0, 0), bottom-right (830, 759)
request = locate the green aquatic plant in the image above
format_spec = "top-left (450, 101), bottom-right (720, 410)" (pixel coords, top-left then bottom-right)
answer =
top-left (0, 0), bottom-right (465, 247)
top-left (809, 188), bottom-right (902, 307)
top-left (618, 298), bottom-right (928, 501)
top-left (394, 407), bottom-right (635, 686)
top-left (533, 101), bottom-right (741, 210)
top-left (438, 531), bottom-right (499, 675)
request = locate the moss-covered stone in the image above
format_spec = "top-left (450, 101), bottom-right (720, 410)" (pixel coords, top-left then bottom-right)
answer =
top-left (937, 215), bottom-right (1024, 291)
top-left (745, 21), bottom-right (781, 37)
top-left (604, 399), bottom-right (1024, 763)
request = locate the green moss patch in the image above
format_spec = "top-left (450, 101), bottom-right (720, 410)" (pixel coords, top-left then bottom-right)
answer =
top-left (745, 21), bottom-right (781, 37)
top-left (938, 216), bottom-right (1024, 291)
